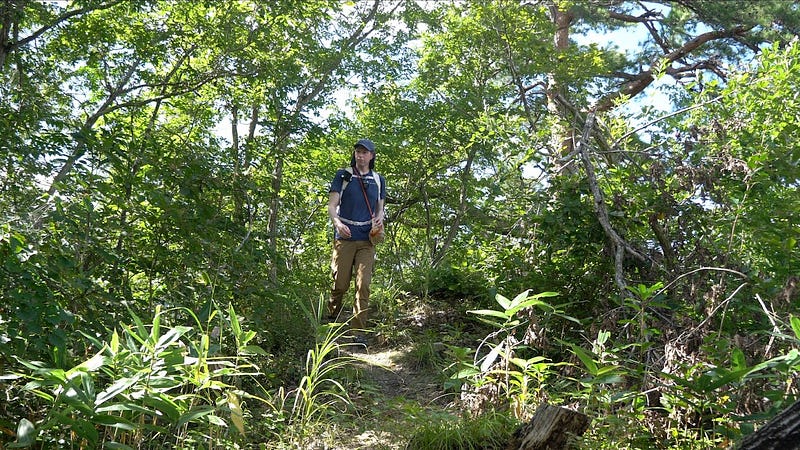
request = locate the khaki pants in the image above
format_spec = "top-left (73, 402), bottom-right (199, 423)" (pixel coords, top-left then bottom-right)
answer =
top-left (328, 239), bottom-right (375, 331)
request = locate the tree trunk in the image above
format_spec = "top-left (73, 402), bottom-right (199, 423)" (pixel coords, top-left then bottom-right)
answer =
top-left (506, 404), bottom-right (590, 450)
top-left (546, 3), bottom-right (576, 176)
top-left (431, 145), bottom-right (476, 268)
top-left (266, 150), bottom-right (285, 283)
top-left (737, 399), bottom-right (800, 450)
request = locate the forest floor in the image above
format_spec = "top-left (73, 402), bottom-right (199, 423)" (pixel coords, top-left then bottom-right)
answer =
top-left (309, 301), bottom-right (473, 450)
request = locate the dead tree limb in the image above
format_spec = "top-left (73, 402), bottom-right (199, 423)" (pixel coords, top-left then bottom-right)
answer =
top-left (506, 403), bottom-right (591, 450)
top-left (576, 112), bottom-right (648, 293)
top-left (737, 398), bottom-right (800, 450)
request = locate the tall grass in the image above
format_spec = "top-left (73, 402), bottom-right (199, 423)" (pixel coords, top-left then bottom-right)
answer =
top-left (266, 295), bottom-right (362, 446)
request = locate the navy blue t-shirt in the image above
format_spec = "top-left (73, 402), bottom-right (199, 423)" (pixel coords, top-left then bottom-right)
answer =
top-left (330, 168), bottom-right (386, 241)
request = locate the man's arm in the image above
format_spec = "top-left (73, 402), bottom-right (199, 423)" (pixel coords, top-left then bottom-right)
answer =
top-left (328, 192), bottom-right (351, 238)
top-left (374, 174), bottom-right (386, 225)
top-left (373, 198), bottom-right (385, 226)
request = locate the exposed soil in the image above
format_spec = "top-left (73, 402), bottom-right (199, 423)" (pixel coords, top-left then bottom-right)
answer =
top-left (355, 348), bottom-right (442, 402)
top-left (313, 302), bottom-right (470, 449)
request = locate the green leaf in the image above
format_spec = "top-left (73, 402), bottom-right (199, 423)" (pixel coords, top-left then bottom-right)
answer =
top-left (704, 368), bottom-right (751, 391)
top-left (592, 372), bottom-right (624, 385)
top-left (142, 395), bottom-right (181, 422)
top-left (452, 367), bottom-right (480, 379)
top-left (238, 330), bottom-right (257, 348)
top-left (791, 315), bottom-right (800, 341)
top-left (467, 309), bottom-right (510, 321)
top-left (153, 326), bottom-right (191, 353)
top-left (95, 374), bottom-right (143, 406)
top-left (177, 405), bottom-right (215, 427)
top-left (731, 348), bottom-right (747, 372)
top-left (570, 344), bottom-right (598, 376)
top-left (509, 355), bottom-right (547, 370)
top-left (554, 312), bottom-right (582, 324)
top-left (508, 357), bottom-right (529, 370)
top-left (207, 414), bottom-right (226, 427)
top-left (596, 330), bottom-right (610, 346)
top-left (229, 303), bottom-right (242, 337)
top-left (506, 298), bottom-right (550, 317)
top-left (592, 365), bottom-right (624, 384)
top-left (198, 297), bottom-right (215, 323)
top-left (12, 418), bottom-right (36, 447)
top-left (96, 402), bottom-right (154, 415)
top-left (495, 293), bottom-right (512, 311)
top-left (507, 290), bottom-right (532, 310)
top-left (67, 349), bottom-right (107, 376)
top-left (240, 345), bottom-right (268, 355)
top-left (125, 307), bottom-right (149, 347)
top-left (150, 304), bottom-right (161, 346)
top-left (481, 342), bottom-right (504, 373)
top-left (227, 391), bottom-right (245, 435)
top-left (71, 418), bottom-right (99, 446)
top-left (531, 291), bottom-right (560, 299)
top-left (110, 329), bottom-right (120, 355)
top-left (92, 414), bottom-right (137, 431)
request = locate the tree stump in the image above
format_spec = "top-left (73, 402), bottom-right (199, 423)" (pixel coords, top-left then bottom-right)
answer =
top-left (738, 398), bottom-right (800, 450)
top-left (506, 404), bottom-right (590, 450)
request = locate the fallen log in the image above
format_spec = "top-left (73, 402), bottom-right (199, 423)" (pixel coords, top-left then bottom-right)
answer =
top-left (737, 398), bottom-right (800, 450)
top-left (506, 404), bottom-right (590, 450)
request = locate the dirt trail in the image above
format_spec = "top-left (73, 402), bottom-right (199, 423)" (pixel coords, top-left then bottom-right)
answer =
top-left (315, 304), bottom-right (467, 449)
top-left (320, 342), bottom-right (455, 450)
top-left (354, 348), bottom-right (443, 403)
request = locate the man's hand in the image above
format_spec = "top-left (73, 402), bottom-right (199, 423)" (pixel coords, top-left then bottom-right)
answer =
top-left (334, 219), bottom-right (351, 239)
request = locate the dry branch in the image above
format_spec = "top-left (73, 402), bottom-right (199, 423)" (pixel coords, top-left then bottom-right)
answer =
top-left (506, 404), bottom-right (590, 450)
top-left (576, 112), bottom-right (647, 292)
top-left (737, 398), bottom-right (800, 450)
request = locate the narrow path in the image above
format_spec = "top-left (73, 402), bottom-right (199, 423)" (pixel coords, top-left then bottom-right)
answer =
top-left (353, 347), bottom-right (446, 404)
top-left (323, 343), bottom-right (457, 450)
top-left (316, 303), bottom-right (470, 449)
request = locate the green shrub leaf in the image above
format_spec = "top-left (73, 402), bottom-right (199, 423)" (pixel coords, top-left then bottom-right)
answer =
top-left (791, 315), bottom-right (800, 341)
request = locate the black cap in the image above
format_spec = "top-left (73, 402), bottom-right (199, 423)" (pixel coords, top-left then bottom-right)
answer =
top-left (354, 138), bottom-right (375, 153)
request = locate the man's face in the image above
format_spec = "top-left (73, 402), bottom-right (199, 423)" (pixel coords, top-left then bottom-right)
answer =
top-left (355, 147), bottom-right (374, 164)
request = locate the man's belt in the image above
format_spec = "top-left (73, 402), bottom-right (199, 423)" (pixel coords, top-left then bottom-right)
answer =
top-left (338, 216), bottom-right (372, 226)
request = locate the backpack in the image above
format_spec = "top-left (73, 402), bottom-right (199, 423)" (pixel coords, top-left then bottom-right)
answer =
top-left (340, 166), bottom-right (381, 205)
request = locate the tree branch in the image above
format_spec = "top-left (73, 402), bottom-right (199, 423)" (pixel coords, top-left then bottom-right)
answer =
top-left (576, 112), bottom-right (648, 293)
top-left (2, 0), bottom-right (126, 66)
top-left (594, 25), bottom-right (754, 112)
top-left (45, 49), bottom-right (217, 197)
top-left (46, 56), bottom-right (142, 196)
top-left (607, 8), bottom-right (663, 24)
